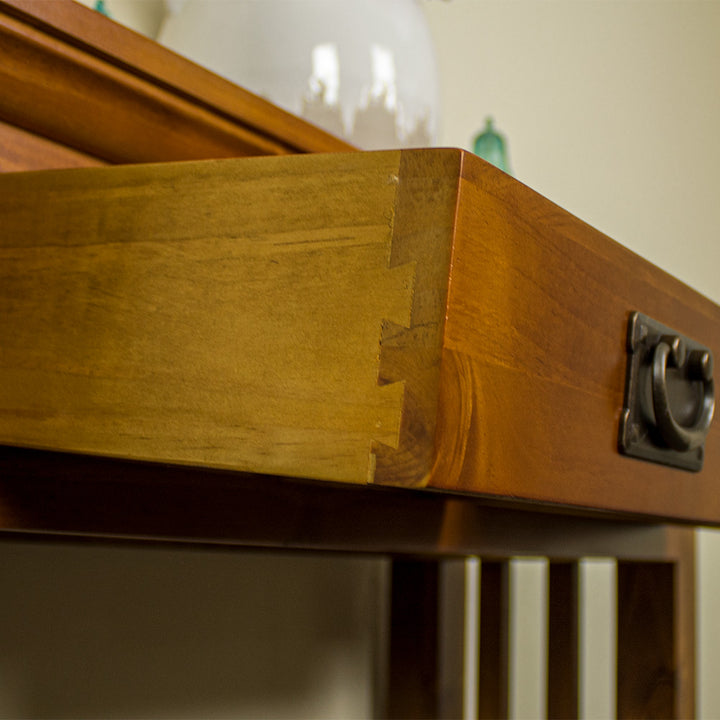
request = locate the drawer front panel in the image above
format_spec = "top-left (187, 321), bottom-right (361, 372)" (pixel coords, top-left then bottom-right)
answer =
top-left (429, 153), bottom-right (720, 524)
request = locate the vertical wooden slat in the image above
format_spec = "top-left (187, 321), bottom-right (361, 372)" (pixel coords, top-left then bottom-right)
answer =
top-left (617, 562), bottom-right (676, 719)
top-left (547, 561), bottom-right (579, 719)
top-left (438, 559), bottom-right (468, 720)
top-left (478, 560), bottom-right (510, 720)
top-left (385, 559), bottom-right (439, 719)
top-left (673, 530), bottom-right (696, 720)
top-left (384, 558), bottom-right (466, 719)
top-left (617, 537), bottom-right (698, 720)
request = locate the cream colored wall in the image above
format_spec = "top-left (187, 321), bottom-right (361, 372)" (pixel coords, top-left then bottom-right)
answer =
top-left (0, 544), bottom-right (382, 718)
top-left (422, 0), bottom-right (720, 302)
top-left (74, 0), bottom-right (165, 36)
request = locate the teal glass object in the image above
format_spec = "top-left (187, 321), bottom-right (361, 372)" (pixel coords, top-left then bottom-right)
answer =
top-left (473, 117), bottom-right (510, 174)
top-left (94, 0), bottom-right (111, 17)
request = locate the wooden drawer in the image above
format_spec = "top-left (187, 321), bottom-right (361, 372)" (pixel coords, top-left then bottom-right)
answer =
top-left (1, 149), bottom-right (718, 523)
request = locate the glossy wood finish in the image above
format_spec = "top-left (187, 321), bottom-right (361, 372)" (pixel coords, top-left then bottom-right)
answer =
top-left (0, 0), bottom-right (352, 171)
top-left (3, 148), bottom-right (719, 523)
top-left (430, 151), bottom-right (720, 524)
top-left (0, 119), bottom-right (106, 172)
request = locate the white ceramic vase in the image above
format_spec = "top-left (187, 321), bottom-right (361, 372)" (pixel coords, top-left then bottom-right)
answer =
top-left (157, 0), bottom-right (439, 149)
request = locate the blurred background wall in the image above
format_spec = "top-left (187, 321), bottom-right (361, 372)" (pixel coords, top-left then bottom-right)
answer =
top-left (2, 1), bottom-right (718, 717)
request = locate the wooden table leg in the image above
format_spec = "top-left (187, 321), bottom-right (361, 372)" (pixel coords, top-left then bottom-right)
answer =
top-left (617, 529), bottom-right (695, 719)
top-left (383, 558), bottom-right (466, 719)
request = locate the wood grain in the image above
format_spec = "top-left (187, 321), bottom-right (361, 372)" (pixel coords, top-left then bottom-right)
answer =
top-left (617, 562), bottom-right (676, 718)
top-left (373, 149), bottom-right (461, 486)
top-left (3, 147), bottom-right (719, 521)
top-left (0, 152), bottom-right (415, 484)
top-left (0, 0), bottom-right (354, 164)
top-left (616, 531), bottom-right (696, 719)
top-left (430, 151), bottom-right (720, 524)
top-left (0, 9), bottom-right (704, 715)
top-left (0, 119), bottom-right (105, 172)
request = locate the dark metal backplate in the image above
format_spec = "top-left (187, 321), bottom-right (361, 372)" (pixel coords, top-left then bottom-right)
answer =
top-left (619, 312), bottom-right (708, 472)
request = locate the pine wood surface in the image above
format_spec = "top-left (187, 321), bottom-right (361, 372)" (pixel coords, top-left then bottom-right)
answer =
top-left (0, 0), bottom-right (353, 170)
top-left (2, 148), bottom-right (719, 523)
top-left (0, 152), bottom-right (420, 483)
top-left (372, 149), bottom-right (460, 486)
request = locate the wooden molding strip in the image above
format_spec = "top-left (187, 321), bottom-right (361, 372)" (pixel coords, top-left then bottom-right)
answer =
top-left (0, 0), bottom-right (355, 164)
top-left (0, 118), bottom-right (106, 172)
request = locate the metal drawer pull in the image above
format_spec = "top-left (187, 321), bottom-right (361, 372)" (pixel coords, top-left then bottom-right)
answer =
top-left (652, 337), bottom-right (714, 452)
top-left (620, 312), bottom-right (715, 471)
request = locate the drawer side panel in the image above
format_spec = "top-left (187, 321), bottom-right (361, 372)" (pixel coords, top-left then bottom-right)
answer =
top-left (0, 152), bottom-right (414, 484)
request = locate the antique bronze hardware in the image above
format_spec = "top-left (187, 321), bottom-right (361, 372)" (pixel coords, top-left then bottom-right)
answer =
top-left (619, 312), bottom-right (715, 471)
